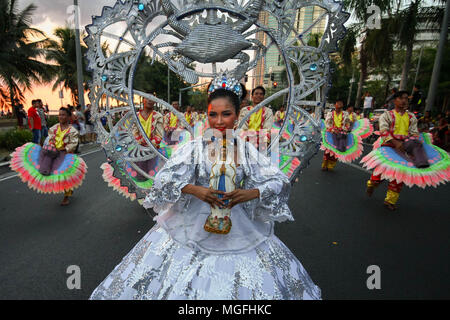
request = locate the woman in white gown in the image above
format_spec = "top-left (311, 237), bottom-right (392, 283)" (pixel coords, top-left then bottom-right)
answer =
top-left (90, 80), bottom-right (321, 300)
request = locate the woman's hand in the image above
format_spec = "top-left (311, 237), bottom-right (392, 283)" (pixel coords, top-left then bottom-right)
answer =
top-left (182, 185), bottom-right (225, 209)
top-left (222, 189), bottom-right (260, 209)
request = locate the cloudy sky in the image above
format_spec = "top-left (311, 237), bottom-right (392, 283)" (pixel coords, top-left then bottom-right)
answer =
top-left (19, 0), bottom-right (116, 37)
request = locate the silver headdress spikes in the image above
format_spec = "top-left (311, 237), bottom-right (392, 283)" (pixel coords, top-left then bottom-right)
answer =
top-left (208, 73), bottom-right (243, 98)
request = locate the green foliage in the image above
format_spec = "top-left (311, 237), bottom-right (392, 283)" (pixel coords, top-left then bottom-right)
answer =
top-left (45, 27), bottom-right (90, 105)
top-left (412, 43), bottom-right (450, 112)
top-left (0, 128), bottom-right (32, 150)
top-left (327, 59), bottom-right (353, 104)
top-left (134, 55), bottom-right (190, 109)
top-left (265, 88), bottom-right (286, 110)
top-left (46, 115), bottom-right (59, 128)
top-left (188, 89), bottom-right (208, 111)
top-left (0, 0), bottom-right (55, 112)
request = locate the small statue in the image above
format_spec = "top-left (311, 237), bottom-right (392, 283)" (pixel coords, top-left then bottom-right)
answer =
top-left (204, 141), bottom-right (236, 234)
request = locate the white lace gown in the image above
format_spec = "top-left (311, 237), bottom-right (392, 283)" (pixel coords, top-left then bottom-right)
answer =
top-left (90, 138), bottom-right (321, 300)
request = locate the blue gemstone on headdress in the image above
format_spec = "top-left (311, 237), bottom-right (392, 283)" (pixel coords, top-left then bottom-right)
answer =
top-left (300, 135), bottom-right (307, 142)
top-left (309, 64), bottom-right (317, 71)
top-left (116, 146), bottom-right (123, 152)
top-left (138, 3), bottom-right (145, 11)
top-left (234, 85), bottom-right (241, 92)
top-left (101, 75), bottom-right (108, 81)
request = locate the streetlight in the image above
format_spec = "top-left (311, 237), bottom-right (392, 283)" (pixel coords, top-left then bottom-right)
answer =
top-left (73, 0), bottom-right (85, 109)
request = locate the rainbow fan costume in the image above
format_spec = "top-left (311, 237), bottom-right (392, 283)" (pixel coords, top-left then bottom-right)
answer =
top-left (321, 109), bottom-right (361, 170)
top-left (361, 109), bottom-right (450, 209)
top-left (10, 124), bottom-right (87, 195)
top-left (101, 109), bottom-right (183, 202)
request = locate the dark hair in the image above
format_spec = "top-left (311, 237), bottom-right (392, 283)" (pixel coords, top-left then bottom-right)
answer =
top-left (335, 98), bottom-right (344, 104)
top-left (208, 83), bottom-right (247, 114)
top-left (252, 86), bottom-right (265, 96)
top-left (393, 90), bottom-right (409, 99)
top-left (59, 107), bottom-right (71, 116)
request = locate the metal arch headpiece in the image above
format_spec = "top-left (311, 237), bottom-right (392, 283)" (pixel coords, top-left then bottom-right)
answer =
top-left (208, 73), bottom-right (243, 99)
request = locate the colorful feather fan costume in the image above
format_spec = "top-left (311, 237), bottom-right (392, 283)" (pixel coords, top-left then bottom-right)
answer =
top-left (10, 138), bottom-right (87, 194)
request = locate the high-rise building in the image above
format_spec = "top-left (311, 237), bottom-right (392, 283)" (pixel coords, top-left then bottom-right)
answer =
top-left (252, 6), bottom-right (328, 89)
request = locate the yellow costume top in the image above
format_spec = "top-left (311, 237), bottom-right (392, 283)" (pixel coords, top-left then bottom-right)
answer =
top-left (248, 108), bottom-right (263, 131)
top-left (393, 110), bottom-right (410, 136)
top-left (333, 112), bottom-right (343, 128)
top-left (139, 112), bottom-right (154, 138)
top-left (55, 125), bottom-right (70, 150)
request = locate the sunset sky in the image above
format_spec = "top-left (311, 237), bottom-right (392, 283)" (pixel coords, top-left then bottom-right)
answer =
top-left (18, 0), bottom-right (113, 112)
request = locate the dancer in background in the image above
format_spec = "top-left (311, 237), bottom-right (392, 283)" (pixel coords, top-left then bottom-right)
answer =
top-left (275, 105), bottom-right (286, 127)
top-left (238, 86), bottom-right (274, 147)
top-left (362, 91), bottom-right (450, 210)
top-left (321, 99), bottom-right (351, 171)
top-left (133, 98), bottom-right (164, 181)
top-left (164, 101), bottom-right (182, 145)
top-left (10, 107), bottom-right (87, 206)
top-left (321, 99), bottom-right (373, 171)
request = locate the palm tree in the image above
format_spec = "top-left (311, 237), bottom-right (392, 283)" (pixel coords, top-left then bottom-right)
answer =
top-left (0, 0), bottom-right (54, 117)
top-left (343, 0), bottom-right (393, 108)
top-left (45, 27), bottom-right (90, 105)
top-left (395, 1), bottom-right (446, 90)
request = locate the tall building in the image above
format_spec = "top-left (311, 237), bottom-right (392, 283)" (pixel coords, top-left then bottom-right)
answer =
top-left (252, 6), bottom-right (328, 89)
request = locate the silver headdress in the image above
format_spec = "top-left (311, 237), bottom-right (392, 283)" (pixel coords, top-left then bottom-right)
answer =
top-left (85, 0), bottom-right (350, 201)
top-left (208, 73), bottom-right (243, 98)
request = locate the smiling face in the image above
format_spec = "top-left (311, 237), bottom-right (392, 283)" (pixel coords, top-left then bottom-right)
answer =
top-left (208, 97), bottom-right (238, 136)
top-left (252, 88), bottom-right (265, 106)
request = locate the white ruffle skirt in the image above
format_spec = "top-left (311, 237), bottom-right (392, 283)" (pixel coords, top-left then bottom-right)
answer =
top-left (90, 226), bottom-right (321, 300)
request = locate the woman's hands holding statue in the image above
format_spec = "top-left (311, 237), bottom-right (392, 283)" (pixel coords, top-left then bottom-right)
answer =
top-left (182, 185), bottom-right (260, 209)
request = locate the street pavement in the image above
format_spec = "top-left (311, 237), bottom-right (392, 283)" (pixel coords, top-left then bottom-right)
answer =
top-left (0, 145), bottom-right (449, 300)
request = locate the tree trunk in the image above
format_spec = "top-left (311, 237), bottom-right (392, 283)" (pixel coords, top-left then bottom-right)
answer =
top-left (355, 46), bottom-right (367, 109)
top-left (8, 80), bottom-right (16, 120)
top-left (399, 42), bottom-right (413, 90)
top-left (384, 71), bottom-right (392, 102)
top-left (355, 71), bottom-right (364, 109)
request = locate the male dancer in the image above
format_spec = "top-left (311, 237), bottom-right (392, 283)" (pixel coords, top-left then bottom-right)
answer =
top-left (365, 91), bottom-right (423, 210)
top-left (321, 99), bottom-right (351, 171)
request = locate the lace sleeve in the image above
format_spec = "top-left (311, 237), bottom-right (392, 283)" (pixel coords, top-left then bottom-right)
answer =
top-left (242, 142), bottom-right (293, 223)
top-left (142, 140), bottom-right (197, 214)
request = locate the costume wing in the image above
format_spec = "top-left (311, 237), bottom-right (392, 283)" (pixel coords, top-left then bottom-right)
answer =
top-left (10, 143), bottom-right (87, 194)
top-left (361, 133), bottom-right (450, 188)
